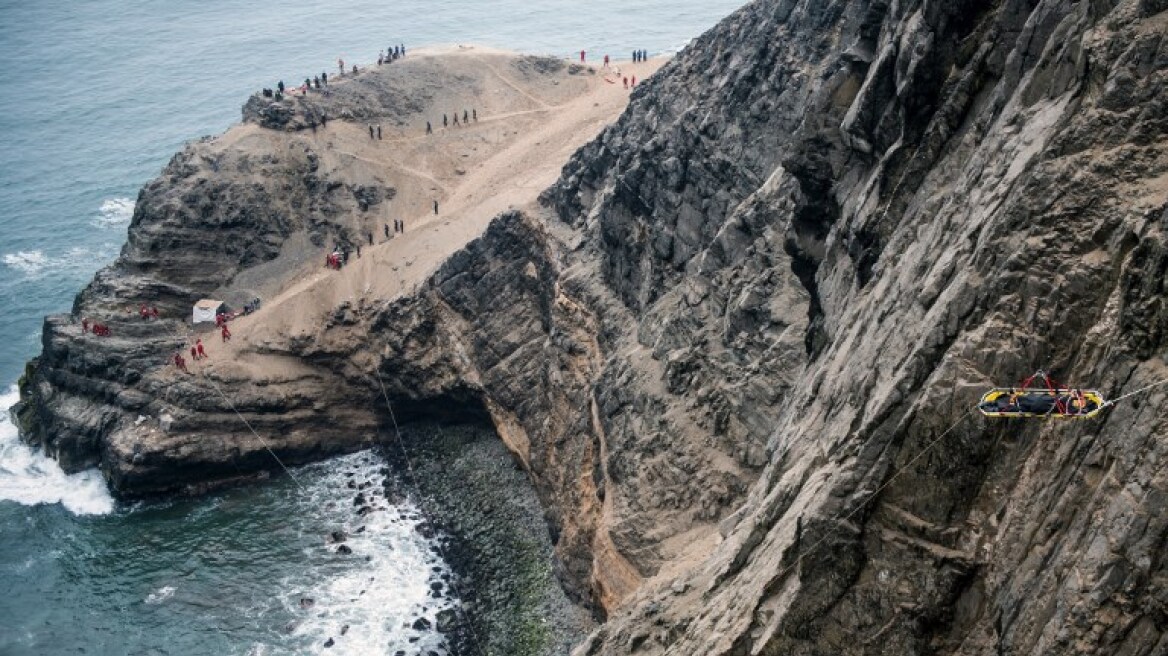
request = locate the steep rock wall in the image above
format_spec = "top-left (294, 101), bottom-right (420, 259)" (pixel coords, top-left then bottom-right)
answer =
top-left (14, 1), bottom-right (1168, 653)
top-left (542, 0), bottom-right (1168, 653)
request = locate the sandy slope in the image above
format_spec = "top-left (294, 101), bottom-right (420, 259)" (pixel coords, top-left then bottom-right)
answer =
top-left (191, 47), bottom-right (664, 379)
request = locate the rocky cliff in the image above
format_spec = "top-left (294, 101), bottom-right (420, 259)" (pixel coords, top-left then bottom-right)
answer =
top-left (17, 1), bottom-right (1168, 654)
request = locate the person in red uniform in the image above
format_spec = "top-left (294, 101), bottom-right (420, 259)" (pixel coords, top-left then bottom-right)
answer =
top-left (190, 346), bottom-right (199, 361)
top-left (196, 339), bottom-right (207, 359)
top-left (221, 324), bottom-right (231, 342)
top-left (580, 49), bottom-right (585, 63)
top-left (174, 353), bottom-right (188, 372)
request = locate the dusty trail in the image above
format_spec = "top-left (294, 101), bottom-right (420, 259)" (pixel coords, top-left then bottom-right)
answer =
top-left (188, 48), bottom-right (665, 378)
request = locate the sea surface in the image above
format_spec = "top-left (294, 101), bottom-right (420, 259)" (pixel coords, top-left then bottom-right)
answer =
top-left (0, 0), bottom-right (744, 653)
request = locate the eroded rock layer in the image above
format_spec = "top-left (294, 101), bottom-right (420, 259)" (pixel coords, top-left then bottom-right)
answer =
top-left (17, 1), bottom-right (1168, 654)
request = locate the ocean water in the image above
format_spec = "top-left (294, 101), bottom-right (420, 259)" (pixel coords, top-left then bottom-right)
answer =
top-left (0, 0), bottom-right (744, 652)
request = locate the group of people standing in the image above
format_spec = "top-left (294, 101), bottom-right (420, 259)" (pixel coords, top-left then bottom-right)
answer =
top-left (582, 49), bottom-right (650, 64)
top-left (81, 318), bottom-right (111, 337)
top-left (378, 44), bottom-right (406, 65)
top-left (262, 72), bottom-right (330, 101)
top-left (261, 40), bottom-right (409, 102)
top-left (325, 248), bottom-right (350, 270)
top-left (430, 108), bottom-right (478, 133)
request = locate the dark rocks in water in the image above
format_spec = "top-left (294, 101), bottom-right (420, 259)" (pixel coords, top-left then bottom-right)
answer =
top-left (323, 637), bottom-right (334, 648)
top-left (357, 480), bottom-right (370, 490)
top-left (435, 608), bottom-right (458, 634)
top-left (412, 617), bottom-right (432, 631)
top-left (353, 493), bottom-right (366, 506)
top-left (340, 624), bottom-right (349, 636)
top-left (336, 544), bottom-right (353, 555)
top-left (429, 581), bottom-right (443, 592)
top-left (354, 526), bottom-right (366, 534)
top-left (328, 530), bottom-right (347, 543)
top-left (414, 522), bottom-right (435, 539)
top-left (346, 480), bottom-right (356, 489)
top-left (299, 597), bottom-right (314, 609)
top-left (356, 506), bottom-right (373, 516)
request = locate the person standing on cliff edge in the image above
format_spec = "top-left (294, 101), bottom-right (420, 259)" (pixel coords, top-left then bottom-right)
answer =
top-left (338, 58), bottom-right (345, 76)
top-left (81, 317), bottom-right (89, 333)
top-left (433, 200), bottom-right (438, 215)
top-left (580, 49), bottom-right (585, 63)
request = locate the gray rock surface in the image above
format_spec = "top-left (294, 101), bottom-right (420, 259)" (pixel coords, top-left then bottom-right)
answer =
top-left (15, 1), bottom-right (1168, 654)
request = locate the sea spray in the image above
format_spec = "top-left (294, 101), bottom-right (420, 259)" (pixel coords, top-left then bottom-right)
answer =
top-left (93, 197), bottom-right (135, 228)
top-left (278, 450), bottom-right (456, 655)
top-left (0, 385), bottom-right (115, 516)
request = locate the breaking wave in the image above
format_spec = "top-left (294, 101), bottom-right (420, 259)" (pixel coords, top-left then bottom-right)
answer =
top-left (0, 385), bottom-right (115, 515)
top-left (92, 197), bottom-right (135, 228)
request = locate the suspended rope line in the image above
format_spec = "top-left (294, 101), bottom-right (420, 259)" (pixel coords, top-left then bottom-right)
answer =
top-left (767, 406), bottom-right (975, 587)
top-left (1103, 377), bottom-right (1168, 408)
top-left (757, 373), bottom-right (1168, 591)
top-left (160, 320), bottom-right (305, 491)
top-left (202, 372), bottom-right (306, 492)
top-left (373, 369), bottom-right (488, 656)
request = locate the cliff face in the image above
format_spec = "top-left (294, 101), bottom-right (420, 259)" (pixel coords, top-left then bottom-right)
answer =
top-left (17, 1), bottom-right (1168, 654)
top-left (540, 0), bottom-right (1168, 653)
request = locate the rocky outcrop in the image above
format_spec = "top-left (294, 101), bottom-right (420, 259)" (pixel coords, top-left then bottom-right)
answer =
top-left (16, 1), bottom-right (1168, 654)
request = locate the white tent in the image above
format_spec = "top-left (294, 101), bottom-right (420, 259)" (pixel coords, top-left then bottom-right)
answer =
top-left (192, 299), bottom-right (225, 324)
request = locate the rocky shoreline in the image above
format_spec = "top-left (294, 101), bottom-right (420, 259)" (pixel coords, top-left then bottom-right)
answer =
top-left (16, 2), bottom-right (1168, 653)
top-left (381, 422), bottom-right (595, 656)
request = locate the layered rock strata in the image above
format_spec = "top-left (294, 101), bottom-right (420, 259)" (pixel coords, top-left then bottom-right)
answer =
top-left (17, 1), bottom-right (1168, 654)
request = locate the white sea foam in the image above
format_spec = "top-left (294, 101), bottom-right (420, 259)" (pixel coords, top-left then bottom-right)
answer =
top-left (2, 250), bottom-right (49, 275)
top-left (279, 451), bottom-right (455, 655)
top-left (2, 244), bottom-right (119, 280)
top-left (145, 585), bottom-right (176, 604)
top-left (93, 197), bottom-right (135, 228)
top-left (0, 385), bottom-right (115, 515)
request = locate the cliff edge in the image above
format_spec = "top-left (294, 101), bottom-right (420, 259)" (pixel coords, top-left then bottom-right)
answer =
top-left (17, 2), bottom-right (1168, 654)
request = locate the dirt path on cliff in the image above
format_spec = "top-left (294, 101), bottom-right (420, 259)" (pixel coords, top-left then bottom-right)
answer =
top-left (193, 48), bottom-right (665, 379)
